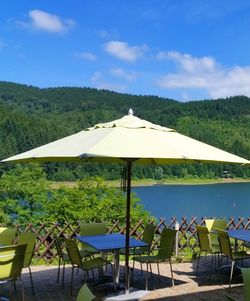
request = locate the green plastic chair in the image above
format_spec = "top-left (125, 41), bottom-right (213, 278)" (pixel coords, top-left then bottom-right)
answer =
top-left (217, 229), bottom-right (250, 287)
top-left (205, 219), bottom-right (227, 247)
top-left (241, 268), bottom-right (250, 301)
top-left (65, 238), bottom-right (112, 295)
top-left (0, 227), bottom-right (16, 245)
top-left (120, 223), bottom-right (156, 280)
top-left (0, 244), bottom-right (27, 301)
top-left (121, 223), bottom-right (156, 256)
top-left (131, 223), bottom-right (156, 272)
top-left (54, 235), bottom-right (94, 289)
top-left (195, 225), bottom-right (221, 274)
top-left (132, 223), bottom-right (156, 255)
top-left (79, 222), bottom-right (107, 254)
top-left (133, 228), bottom-right (176, 290)
top-left (54, 236), bottom-right (70, 288)
top-left (76, 283), bottom-right (95, 301)
top-left (18, 231), bottom-right (37, 295)
top-left (79, 223), bottom-right (107, 236)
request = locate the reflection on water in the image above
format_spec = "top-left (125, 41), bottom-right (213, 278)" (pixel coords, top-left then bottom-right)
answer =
top-left (133, 183), bottom-right (250, 220)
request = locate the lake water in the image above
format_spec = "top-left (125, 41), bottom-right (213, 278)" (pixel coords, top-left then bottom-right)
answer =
top-left (133, 183), bottom-right (250, 220)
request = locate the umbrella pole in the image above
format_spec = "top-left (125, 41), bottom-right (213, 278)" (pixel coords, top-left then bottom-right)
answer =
top-left (125, 160), bottom-right (132, 295)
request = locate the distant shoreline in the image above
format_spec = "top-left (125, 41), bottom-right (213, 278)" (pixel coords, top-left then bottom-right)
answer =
top-left (50, 177), bottom-right (250, 188)
top-left (130, 178), bottom-right (250, 186)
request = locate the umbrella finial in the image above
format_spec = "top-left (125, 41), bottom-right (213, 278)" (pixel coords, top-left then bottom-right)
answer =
top-left (128, 108), bottom-right (133, 116)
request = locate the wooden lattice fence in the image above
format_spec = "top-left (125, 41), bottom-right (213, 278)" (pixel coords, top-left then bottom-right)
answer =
top-left (10, 216), bottom-right (250, 264)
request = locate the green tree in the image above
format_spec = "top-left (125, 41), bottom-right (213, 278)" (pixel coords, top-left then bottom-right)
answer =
top-left (45, 178), bottom-right (151, 226)
top-left (0, 166), bottom-right (152, 227)
top-left (0, 164), bottom-right (48, 225)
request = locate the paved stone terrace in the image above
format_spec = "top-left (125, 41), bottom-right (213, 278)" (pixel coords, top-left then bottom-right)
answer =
top-left (0, 257), bottom-right (246, 301)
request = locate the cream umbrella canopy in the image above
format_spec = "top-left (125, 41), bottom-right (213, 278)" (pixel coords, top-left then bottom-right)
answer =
top-left (2, 111), bottom-right (249, 165)
top-left (1, 110), bottom-right (250, 293)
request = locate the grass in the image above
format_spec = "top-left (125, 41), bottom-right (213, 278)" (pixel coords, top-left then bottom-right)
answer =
top-left (50, 177), bottom-right (250, 189)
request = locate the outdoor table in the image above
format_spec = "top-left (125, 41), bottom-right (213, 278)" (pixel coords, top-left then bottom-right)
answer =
top-left (76, 233), bottom-right (148, 288)
top-left (228, 229), bottom-right (250, 253)
top-left (228, 229), bottom-right (250, 243)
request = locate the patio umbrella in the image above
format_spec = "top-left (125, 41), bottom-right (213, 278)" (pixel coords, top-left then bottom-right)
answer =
top-left (1, 110), bottom-right (250, 293)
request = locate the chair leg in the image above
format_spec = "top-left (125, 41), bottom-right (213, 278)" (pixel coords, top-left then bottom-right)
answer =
top-left (62, 261), bottom-right (65, 289)
top-left (156, 262), bottom-right (161, 282)
top-left (149, 263), bottom-right (153, 279)
top-left (132, 259), bottom-right (135, 283)
top-left (20, 278), bottom-right (25, 301)
top-left (57, 257), bottom-right (61, 283)
top-left (9, 280), bottom-right (13, 299)
top-left (70, 267), bottom-right (75, 296)
top-left (196, 251), bottom-right (201, 275)
top-left (28, 266), bottom-right (35, 295)
top-left (210, 254), bottom-right (214, 274)
top-left (169, 260), bottom-right (174, 286)
top-left (217, 253), bottom-right (220, 268)
top-left (83, 269), bottom-right (87, 282)
top-left (229, 260), bottom-right (235, 288)
top-left (111, 263), bottom-right (117, 291)
top-left (145, 262), bottom-right (148, 291)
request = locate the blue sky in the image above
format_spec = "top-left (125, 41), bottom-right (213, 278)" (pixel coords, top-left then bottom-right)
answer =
top-left (1, 1), bottom-right (250, 101)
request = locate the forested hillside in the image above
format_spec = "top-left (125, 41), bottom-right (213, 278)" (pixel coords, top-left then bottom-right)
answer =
top-left (0, 81), bottom-right (249, 180)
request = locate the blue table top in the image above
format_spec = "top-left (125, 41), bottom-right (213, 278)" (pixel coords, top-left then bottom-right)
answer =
top-left (228, 229), bottom-right (250, 243)
top-left (76, 233), bottom-right (148, 252)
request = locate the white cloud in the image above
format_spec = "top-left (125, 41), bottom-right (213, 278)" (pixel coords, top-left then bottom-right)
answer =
top-left (156, 51), bottom-right (250, 98)
top-left (105, 41), bottom-right (146, 62)
top-left (27, 10), bottom-right (75, 33)
top-left (157, 51), bottom-right (216, 73)
top-left (76, 52), bottom-right (97, 61)
top-left (110, 68), bottom-right (136, 81)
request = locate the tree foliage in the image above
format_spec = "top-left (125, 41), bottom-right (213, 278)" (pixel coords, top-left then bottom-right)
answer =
top-left (0, 165), bottom-right (151, 226)
top-left (0, 164), bottom-right (48, 225)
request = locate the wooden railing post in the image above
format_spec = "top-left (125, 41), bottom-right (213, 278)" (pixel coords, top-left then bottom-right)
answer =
top-left (175, 221), bottom-right (179, 257)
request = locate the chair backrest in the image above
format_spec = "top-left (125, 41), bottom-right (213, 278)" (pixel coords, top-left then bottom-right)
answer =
top-left (142, 223), bottom-right (157, 244)
top-left (18, 231), bottom-right (37, 267)
top-left (0, 227), bottom-right (16, 245)
top-left (138, 223), bottom-right (157, 253)
top-left (0, 244), bottom-right (27, 280)
top-left (76, 283), bottom-right (95, 301)
top-left (53, 236), bottom-right (63, 258)
top-left (79, 222), bottom-right (106, 236)
top-left (157, 228), bottom-right (176, 260)
top-left (217, 229), bottom-right (232, 258)
top-left (241, 268), bottom-right (250, 301)
top-left (196, 225), bottom-right (211, 252)
top-left (205, 219), bottom-right (227, 245)
top-left (65, 238), bottom-right (82, 267)
top-left (205, 219), bottom-right (227, 232)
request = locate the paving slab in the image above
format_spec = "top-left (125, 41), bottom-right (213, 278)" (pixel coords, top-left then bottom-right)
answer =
top-left (0, 256), bottom-right (246, 300)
